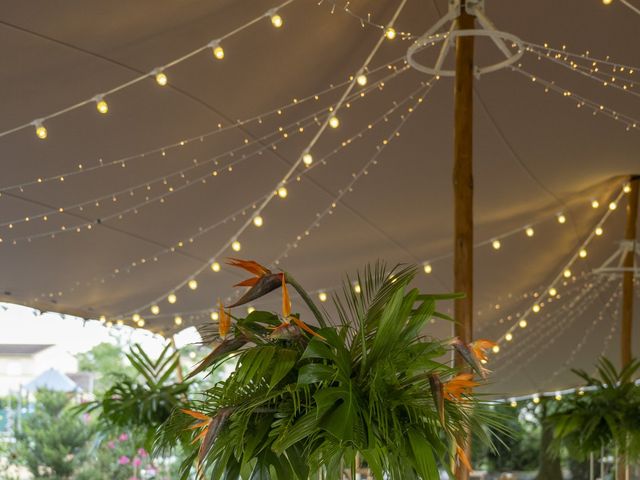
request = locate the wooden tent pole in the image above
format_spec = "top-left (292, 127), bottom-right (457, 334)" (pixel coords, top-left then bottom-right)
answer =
top-left (453, 3), bottom-right (475, 480)
top-left (621, 176), bottom-right (639, 368)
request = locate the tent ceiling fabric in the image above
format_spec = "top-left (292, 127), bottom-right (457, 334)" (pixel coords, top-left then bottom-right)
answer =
top-left (0, 0), bottom-right (638, 396)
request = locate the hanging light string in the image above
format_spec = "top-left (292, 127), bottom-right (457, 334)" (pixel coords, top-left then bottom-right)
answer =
top-left (0, 56), bottom-right (408, 194)
top-left (1, 65), bottom-right (410, 242)
top-left (0, 0), bottom-right (298, 141)
top-left (40, 78), bottom-right (423, 303)
top-left (524, 47), bottom-right (640, 99)
top-left (272, 80), bottom-right (434, 266)
top-left (494, 184), bottom-right (626, 346)
top-left (322, 0), bottom-right (414, 39)
top-left (110, 0), bottom-right (410, 321)
top-left (512, 65), bottom-right (640, 131)
top-left (614, 0), bottom-right (640, 16)
top-left (541, 282), bottom-right (621, 388)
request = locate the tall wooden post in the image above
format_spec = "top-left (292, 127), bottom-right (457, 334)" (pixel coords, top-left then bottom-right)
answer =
top-left (453, 3), bottom-right (475, 480)
top-left (621, 176), bottom-right (639, 368)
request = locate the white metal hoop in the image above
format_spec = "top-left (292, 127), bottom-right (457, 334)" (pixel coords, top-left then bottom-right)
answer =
top-left (407, 29), bottom-right (524, 78)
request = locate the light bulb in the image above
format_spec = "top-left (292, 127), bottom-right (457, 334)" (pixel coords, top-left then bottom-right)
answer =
top-left (168, 293), bottom-right (177, 304)
top-left (579, 248), bottom-right (587, 258)
top-left (385, 27), bottom-right (397, 40)
top-left (99, 315), bottom-right (106, 324)
top-left (555, 393), bottom-right (562, 401)
top-left (188, 279), bottom-right (198, 290)
top-left (151, 305), bottom-right (160, 315)
top-left (318, 292), bottom-right (328, 302)
top-left (174, 315), bottom-right (183, 326)
top-left (356, 74), bottom-right (368, 86)
top-left (519, 319), bottom-right (528, 328)
top-left (329, 116), bottom-right (340, 128)
top-left (624, 183), bottom-right (631, 193)
top-left (116, 319), bottom-right (124, 326)
top-left (106, 321), bottom-right (113, 328)
top-left (602, 0), bottom-right (613, 4)
top-left (492, 345), bottom-right (500, 353)
top-left (253, 215), bottom-right (263, 227)
top-left (609, 201), bottom-right (617, 210)
top-left (591, 200), bottom-right (600, 208)
top-left (525, 227), bottom-right (535, 237)
top-left (96, 99), bottom-right (109, 114)
top-left (132, 313), bottom-right (141, 322)
top-left (557, 213), bottom-right (566, 224)
top-left (213, 45), bottom-right (225, 60)
top-left (155, 71), bottom-right (168, 86)
top-left (492, 239), bottom-right (501, 250)
top-left (35, 122), bottom-right (47, 139)
top-left (595, 227), bottom-right (604, 236)
top-left (302, 152), bottom-right (313, 166)
top-left (354, 283), bottom-right (361, 294)
top-left (533, 396), bottom-right (540, 404)
top-left (505, 332), bottom-right (513, 342)
top-left (532, 304), bottom-right (541, 313)
top-left (231, 240), bottom-right (241, 252)
top-left (247, 306), bottom-right (255, 314)
top-left (510, 400), bottom-right (517, 408)
top-left (211, 261), bottom-right (221, 272)
top-left (578, 388), bottom-right (585, 396)
top-left (549, 287), bottom-right (557, 297)
top-left (277, 186), bottom-right (288, 198)
top-left (423, 263), bottom-right (432, 274)
top-left (137, 319), bottom-right (145, 327)
top-left (210, 311), bottom-right (219, 321)
top-left (270, 13), bottom-right (283, 28)
top-left (563, 269), bottom-right (572, 278)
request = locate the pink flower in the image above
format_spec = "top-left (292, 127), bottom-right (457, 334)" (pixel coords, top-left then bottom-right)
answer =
top-left (132, 457), bottom-right (142, 467)
top-left (137, 448), bottom-right (148, 458)
top-left (118, 456), bottom-right (130, 465)
top-left (107, 441), bottom-right (115, 449)
top-left (128, 477), bottom-right (139, 480)
top-left (118, 433), bottom-right (129, 442)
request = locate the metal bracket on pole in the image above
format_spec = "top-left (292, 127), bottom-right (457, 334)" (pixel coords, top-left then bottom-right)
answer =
top-left (593, 240), bottom-right (640, 277)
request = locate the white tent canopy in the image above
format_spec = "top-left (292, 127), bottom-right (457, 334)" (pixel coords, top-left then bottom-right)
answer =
top-left (0, 0), bottom-right (638, 396)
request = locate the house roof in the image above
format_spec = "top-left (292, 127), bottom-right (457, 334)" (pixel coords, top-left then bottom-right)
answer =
top-left (24, 368), bottom-right (80, 393)
top-left (0, 344), bottom-right (53, 356)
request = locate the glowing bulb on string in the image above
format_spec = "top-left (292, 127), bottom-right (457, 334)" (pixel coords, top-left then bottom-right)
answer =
top-left (492, 345), bottom-right (500, 353)
top-left (329, 116), bottom-right (340, 128)
top-left (533, 396), bottom-right (540, 404)
top-left (624, 184), bottom-right (631, 193)
top-left (106, 321), bottom-right (113, 328)
top-left (609, 201), bottom-right (617, 210)
top-left (150, 305), bottom-right (160, 315)
top-left (578, 388), bottom-right (585, 396)
top-left (189, 351), bottom-right (196, 359)
top-left (188, 279), bottom-right (198, 290)
top-left (525, 227), bottom-right (535, 237)
top-left (492, 239), bottom-right (501, 250)
top-left (132, 313), bottom-right (141, 322)
top-left (155, 71), bottom-right (168, 86)
top-left (213, 45), bottom-right (225, 60)
top-left (137, 319), bottom-right (145, 327)
top-left (231, 240), bottom-right (241, 252)
top-left (579, 249), bottom-right (587, 258)
top-left (117, 319), bottom-right (124, 326)
top-left (253, 215), bottom-right (263, 227)
top-left (210, 311), bottom-right (219, 321)
top-left (318, 292), bottom-right (328, 302)
top-left (595, 227), bottom-right (603, 236)
top-left (96, 98), bottom-right (109, 114)
top-left (591, 200), bottom-right (600, 209)
top-left (557, 213), bottom-right (566, 224)
top-left (532, 304), bottom-right (541, 313)
top-left (505, 332), bottom-right (513, 342)
top-left (99, 315), bottom-right (106, 324)
top-left (302, 152), bottom-right (313, 166)
top-left (34, 121), bottom-right (47, 139)
top-left (277, 186), bottom-right (288, 198)
top-left (385, 27), bottom-right (396, 40)
top-left (354, 283), bottom-right (362, 294)
top-left (602, 0), bottom-right (613, 5)
top-left (270, 13), bottom-right (283, 28)
top-left (247, 306), bottom-right (255, 314)
top-left (174, 315), bottom-right (183, 326)
top-left (356, 74), bottom-right (368, 86)
top-left (549, 287), bottom-right (557, 297)
top-left (510, 400), bottom-right (518, 408)
top-left (563, 269), bottom-right (572, 278)
top-left (519, 319), bottom-right (528, 328)
top-left (555, 393), bottom-right (562, 401)
top-left (211, 261), bottom-right (221, 272)
top-left (168, 293), bottom-right (177, 304)
top-left (423, 263), bottom-right (432, 274)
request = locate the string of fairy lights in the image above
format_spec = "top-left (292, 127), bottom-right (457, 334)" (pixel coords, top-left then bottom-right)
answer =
top-left (32, 75), bottom-right (425, 304)
top-left (1, 64), bottom-right (411, 245)
top-left (0, 0), bottom-right (299, 141)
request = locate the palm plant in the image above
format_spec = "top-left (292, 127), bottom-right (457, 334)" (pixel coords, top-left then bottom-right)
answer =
top-left (550, 357), bottom-right (640, 463)
top-left (155, 260), bottom-right (503, 479)
top-left (80, 343), bottom-right (190, 449)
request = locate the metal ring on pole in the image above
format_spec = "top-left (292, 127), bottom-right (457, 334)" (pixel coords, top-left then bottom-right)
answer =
top-left (407, 29), bottom-right (524, 78)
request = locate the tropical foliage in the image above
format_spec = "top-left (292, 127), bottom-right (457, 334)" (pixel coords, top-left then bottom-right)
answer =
top-left (80, 342), bottom-right (190, 449)
top-left (155, 260), bottom-right (503, 479)
top-left (550, 357), bottom-right (640, 461)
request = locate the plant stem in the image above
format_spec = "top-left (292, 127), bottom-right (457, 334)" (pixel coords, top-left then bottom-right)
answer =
top-left (285, 272), bottom-right (327, 328)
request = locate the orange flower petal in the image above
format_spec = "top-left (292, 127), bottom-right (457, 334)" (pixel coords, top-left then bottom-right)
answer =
top-left (233, 277), bottom-right (259, 287)
top-left (282, 275), bottom-right (291, 318)
top-left (226, 258), bottom-right (271, 277)
top-left (218, 300), bottom-right (231, 338)
top-left (181, 409), bottom-right (211, 421)
top-left (291, 317), bottom-right (326, 340)
top-left (456, 444), bottom-right (473, 472)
